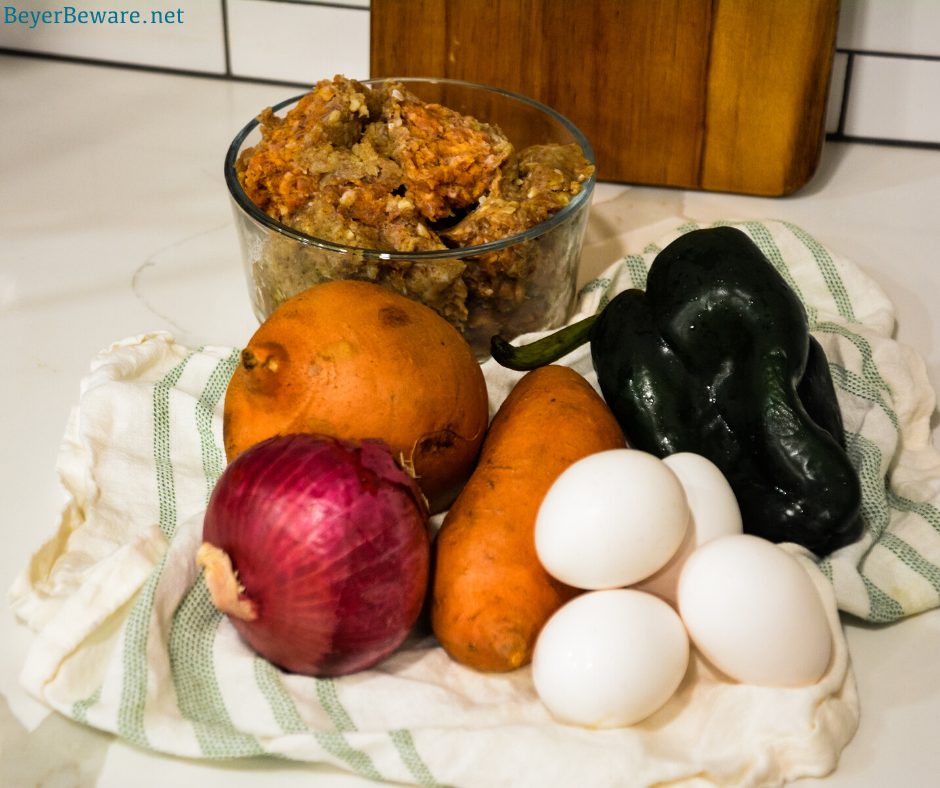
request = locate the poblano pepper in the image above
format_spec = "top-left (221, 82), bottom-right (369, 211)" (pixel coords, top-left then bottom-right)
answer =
top-left (492, 226), bottom-right (863, 557)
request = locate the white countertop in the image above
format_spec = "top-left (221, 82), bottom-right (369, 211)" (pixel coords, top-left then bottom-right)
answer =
top-left (3, 55), bottom-right (940, 787)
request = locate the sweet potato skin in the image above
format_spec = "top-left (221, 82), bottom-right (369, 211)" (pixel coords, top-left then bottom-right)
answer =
top-left (222, 280), bottom-right (489, 514)
top-left (430, 364), bottom-right (626, 672)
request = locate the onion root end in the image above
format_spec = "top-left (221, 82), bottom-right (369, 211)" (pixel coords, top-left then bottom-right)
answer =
top-left (196, 542), bottom-right (259, 622)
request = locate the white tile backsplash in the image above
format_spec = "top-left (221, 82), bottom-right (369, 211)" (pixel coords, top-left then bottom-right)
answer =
top-left (837, 0), bottom-right (940, 57)
top-left (226, 0), bottom-right (369, 84)
top-left (0, 0), bottom-right (226, 73)
top-left (828, 0), bottom-right (940, 146)
top-left (842, 55), bottom-right (940, 144)
top-left (2, 0), bottom-right (936, 148)
top-left (287, 0), bottom-right (370, 7)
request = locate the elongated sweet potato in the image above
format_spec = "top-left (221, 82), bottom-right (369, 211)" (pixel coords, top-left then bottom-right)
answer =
top-left (431, 364), bottom-right (626, 672)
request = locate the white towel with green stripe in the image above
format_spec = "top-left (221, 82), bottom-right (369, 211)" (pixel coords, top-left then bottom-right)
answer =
top-left (9, 219), bottom-right (940, 787)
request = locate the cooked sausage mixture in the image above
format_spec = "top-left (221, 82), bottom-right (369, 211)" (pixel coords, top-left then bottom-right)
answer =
top-left (235, 75), bottom-right (594, 340)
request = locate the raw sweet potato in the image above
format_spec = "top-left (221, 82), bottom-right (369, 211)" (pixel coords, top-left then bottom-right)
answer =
top-left (223, 280), bottom-right (489, 514)
top-left (430, 364), bottom-right (626, 672)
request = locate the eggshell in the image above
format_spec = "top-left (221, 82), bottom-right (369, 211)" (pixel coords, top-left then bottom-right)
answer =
top-left (633, 452), bottom-right (743, 604)
top-left (532, 589), bottom-right (690, 728)
top-left (678, 534), bottom-right (832, 687)
top-left (535, 449), bottom-right (690, 589)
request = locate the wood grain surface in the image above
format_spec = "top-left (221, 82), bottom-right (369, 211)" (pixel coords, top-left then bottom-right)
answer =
top-left (370, 0), bottom-right (840, 196)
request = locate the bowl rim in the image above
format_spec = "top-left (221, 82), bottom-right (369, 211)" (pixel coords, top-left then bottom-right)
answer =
top-left (223, 76), bottom-right (596, 261)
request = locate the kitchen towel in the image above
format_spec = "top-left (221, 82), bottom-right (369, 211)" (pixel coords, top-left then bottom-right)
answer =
top-left (10, 218), bottom-right (940, 786)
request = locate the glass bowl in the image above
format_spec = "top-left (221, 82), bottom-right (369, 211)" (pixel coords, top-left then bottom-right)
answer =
top-left (224, 77), bottom-right (596, 358)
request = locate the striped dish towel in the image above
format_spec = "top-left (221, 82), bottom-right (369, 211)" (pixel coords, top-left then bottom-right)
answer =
top-left (9, 219), bottom-right (938, 786)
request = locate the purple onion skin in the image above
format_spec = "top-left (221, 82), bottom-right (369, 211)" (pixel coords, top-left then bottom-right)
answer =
top-left (202, 433), bottom-right (430, 677)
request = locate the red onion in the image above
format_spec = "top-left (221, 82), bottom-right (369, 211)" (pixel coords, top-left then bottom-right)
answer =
top-left (197, 433), bottom-right (430, 677)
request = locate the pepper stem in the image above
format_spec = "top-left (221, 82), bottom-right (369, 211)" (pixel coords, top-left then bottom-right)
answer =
top-left (196, 542), bottom-right (259, 621)
top-left (490, 314), bottom-right (597, 371)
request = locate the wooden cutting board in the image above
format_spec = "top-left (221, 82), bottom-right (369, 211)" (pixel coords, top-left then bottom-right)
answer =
top-left (370, 0), bottom-right (840, 196)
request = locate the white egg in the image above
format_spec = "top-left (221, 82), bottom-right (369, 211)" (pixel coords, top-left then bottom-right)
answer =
top-left (536, 449), bottom-right (690, 589)
top-left (678, 534), bottom-right (833, 687)
top-left (633, 452), bottom-right (743, 604)
top-left (532, 589), bottom-right (690, 728)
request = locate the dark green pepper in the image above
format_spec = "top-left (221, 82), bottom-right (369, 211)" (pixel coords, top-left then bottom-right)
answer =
top-left (492, 226), bottom-right (862, 557)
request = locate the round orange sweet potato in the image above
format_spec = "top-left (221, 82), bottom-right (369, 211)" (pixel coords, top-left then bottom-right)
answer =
top-left (223, 280), bottom-right (489, 513)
